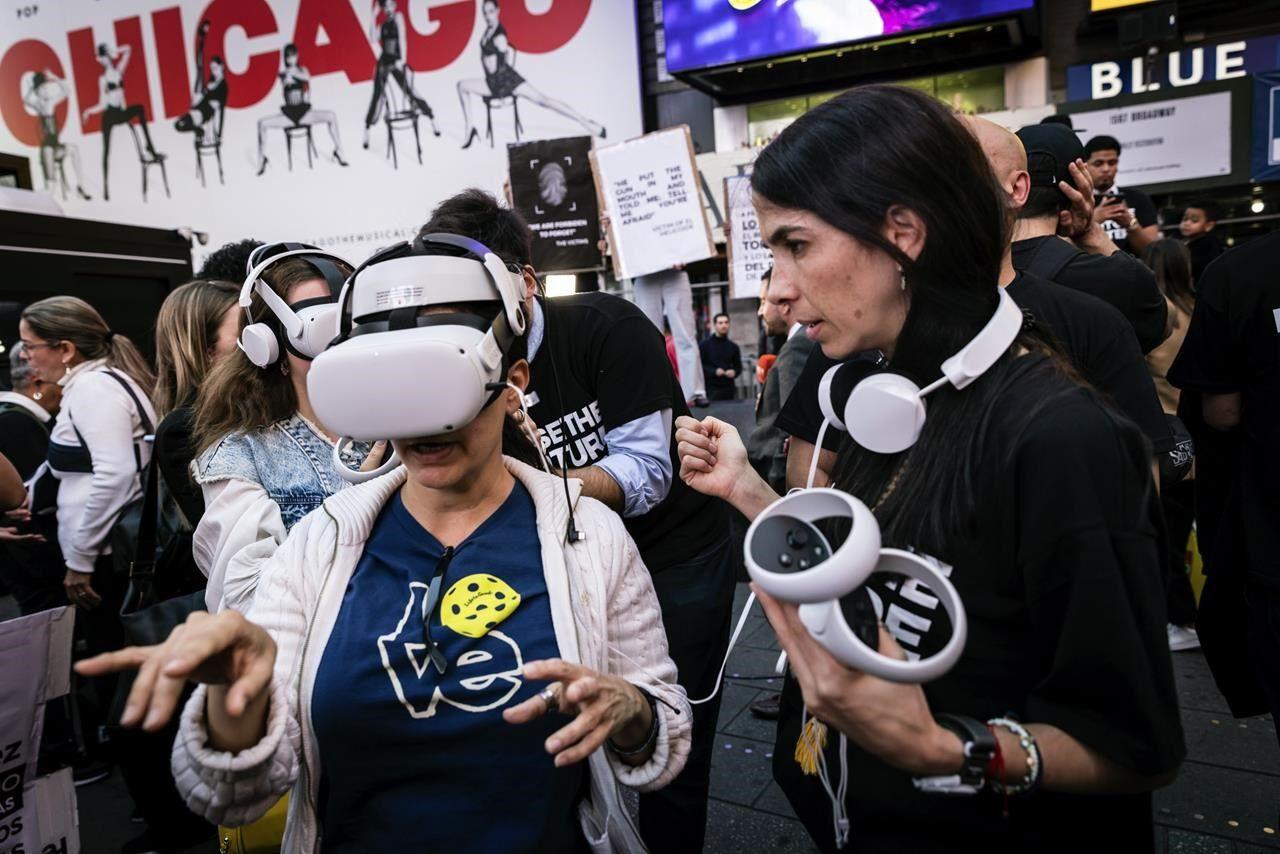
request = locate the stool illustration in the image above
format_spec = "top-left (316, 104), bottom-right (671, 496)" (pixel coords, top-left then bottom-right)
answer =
top-left (482, 94), bottom-right (523, 148)
top-left (194, 102), bottom-right (225, 188)
top-left (283, 123), bottom-right (318, 170)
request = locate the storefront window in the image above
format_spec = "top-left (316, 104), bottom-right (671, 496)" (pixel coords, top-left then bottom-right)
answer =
top-left (746, 66), bottom-right (1006, 145)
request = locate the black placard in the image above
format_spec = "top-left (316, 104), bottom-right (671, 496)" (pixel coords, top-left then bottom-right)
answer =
top-left (507, 136), bottom-right (602, 274)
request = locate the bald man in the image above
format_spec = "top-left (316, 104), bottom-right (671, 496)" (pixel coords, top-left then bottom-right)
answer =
top-left (966, 117), bottom-right (1167, 353)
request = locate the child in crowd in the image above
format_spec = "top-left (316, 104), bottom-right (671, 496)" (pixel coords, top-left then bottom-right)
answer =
top-left (1179, 199), bottom-right (1224, 284)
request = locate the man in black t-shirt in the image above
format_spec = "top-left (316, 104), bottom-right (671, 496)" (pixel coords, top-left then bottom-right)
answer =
top-left (419, 191), bottom-right (735, 853)
top-left (699, 312), bottom-right (741, 400)
top-left (1011, 123), bottom-right (1168, 353)
top-left (1085, 135), bottom-right (1161, 257)
top-left (1169, 231), bottom-right (1280, 735)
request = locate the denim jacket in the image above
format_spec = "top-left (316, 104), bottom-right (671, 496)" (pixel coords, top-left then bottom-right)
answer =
top-left (193, 415), bottom-right (369, 612)
top-left (195, 415), bottom-right (367, 529)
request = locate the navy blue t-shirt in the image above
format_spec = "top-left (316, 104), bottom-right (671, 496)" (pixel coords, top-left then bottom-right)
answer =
top-left (311, 482), bottom-right (584, 852)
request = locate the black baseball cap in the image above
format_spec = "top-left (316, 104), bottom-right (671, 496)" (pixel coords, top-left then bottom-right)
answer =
top-left (1016, 123), bottom-right (1084, 191)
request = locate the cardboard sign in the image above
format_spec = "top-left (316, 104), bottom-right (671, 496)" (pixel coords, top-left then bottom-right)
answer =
top-left (590, 126), bottom-right (715, 279)
top-left (724, 174), bottom-right (772, 300)
top-left (0, 608), bottom-right (76, 854)
top-left (508, 136), bottom-right (602, 274)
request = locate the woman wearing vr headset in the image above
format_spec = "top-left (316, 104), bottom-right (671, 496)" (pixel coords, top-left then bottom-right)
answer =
top-left (78, 238), bottom-right (691, 852)
top-left (676, 86), bottom-right (1183, 852)
top-left (190, 248), bottom-right (378, 615)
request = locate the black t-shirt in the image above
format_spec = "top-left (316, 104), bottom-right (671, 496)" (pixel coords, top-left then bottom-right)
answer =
top-left (1168, 231), bottom-right (1280, 589)
top-left (1187, 233), bottom-right (1225, 285)
top-left (0, 405), bottom-right (49, 479)
top-left (776, 274), bottom-right (1172, 456)
top-left (1012, 235), bottom-right (1168, 354)
top-left (527, 294), bottom-right (726, 570)
top-left (154, 404), bottom-right (203, 525)
top-left (775, 366), bottom-right (1184, 853)
top-left (1095, 186), bottom-right (1159, 255)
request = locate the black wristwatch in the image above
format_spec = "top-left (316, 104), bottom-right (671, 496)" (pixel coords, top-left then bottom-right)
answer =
top-left (608, 688), bottom-right (659, 758)
top-left (911, 714), bottom-right (996, 795)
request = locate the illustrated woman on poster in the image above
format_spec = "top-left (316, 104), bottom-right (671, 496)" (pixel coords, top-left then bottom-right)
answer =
top-left (24, 70), bottom-right (91, 200)
top-left (457, 0), bottom-right (606, 149)
top-left (81, 43), bottom-right (165, 202)
top-left (255, 44), bottom-right (349, 175)
top-left (362, 0), bottom-right (441, 149)
top-left (174, 56), bottom-right (228, 142)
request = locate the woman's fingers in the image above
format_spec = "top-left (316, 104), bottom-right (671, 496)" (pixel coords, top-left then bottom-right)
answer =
top-left (677, 440), bottom-right (716, 469)
top-left (142, 669), bottom-right (189, 731)
top-left (74, 646), bottom-right (153, 677)
top-left (523, 658), bottom-right (584, 684)
top-left (121, 649), bottom-right (165, 728)
top-left (554, 721), bottom-right (613, 767)
top-left (503, 690), bottom-right (553, 724)
top-left (562, 675), bottom-right (600, 707)
top-left (225, 652), bottom-right (275, 718)
top-left (545, 703), bottom-right (600, 754)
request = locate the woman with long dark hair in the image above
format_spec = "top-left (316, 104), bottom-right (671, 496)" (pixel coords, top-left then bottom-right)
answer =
top-left (457, 0), bottom-right (605, 148)
top-left (675, 85), bottom-right (1184, 852)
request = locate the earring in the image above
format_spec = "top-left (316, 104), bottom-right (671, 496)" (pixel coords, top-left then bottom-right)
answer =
top-left (33, 392), bottom-right (43, 401)
top-left (898, 267), bottom-right (907, 292)
top-left (279, 360), bottom-right (290, 376)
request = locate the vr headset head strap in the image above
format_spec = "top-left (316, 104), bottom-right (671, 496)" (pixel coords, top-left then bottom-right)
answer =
top-left (241, 246), bottom-right (354, 343)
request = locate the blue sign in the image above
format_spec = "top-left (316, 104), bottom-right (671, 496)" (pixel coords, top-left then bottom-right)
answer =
top-left (1253, 71), bottom-right (1280, 183)
top-left (1066, 33), bottom-right (1280, 101)
top-left (662, 0), bottom-right (1035, 74)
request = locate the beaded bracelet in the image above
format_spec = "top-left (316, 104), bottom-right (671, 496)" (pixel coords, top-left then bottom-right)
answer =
top-left (986, 717), bottom-right (1042, 795)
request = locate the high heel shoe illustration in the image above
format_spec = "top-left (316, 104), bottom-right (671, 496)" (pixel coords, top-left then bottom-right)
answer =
top-left (256, 157), bottom-right (269, 176)
top-left (333, 151), bottom-right (349, 167)
top-left (461, 128), bottom-right (479, 150)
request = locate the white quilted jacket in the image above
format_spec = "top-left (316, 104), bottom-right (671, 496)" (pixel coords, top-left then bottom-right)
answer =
top-left (170, 457), bottom-right (692, 853)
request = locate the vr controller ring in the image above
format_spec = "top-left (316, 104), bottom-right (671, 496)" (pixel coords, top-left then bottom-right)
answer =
top-left (798, 548), bottom-right (967, 683)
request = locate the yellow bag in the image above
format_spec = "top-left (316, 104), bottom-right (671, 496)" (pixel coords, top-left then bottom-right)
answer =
top-left (218, 795), bottom-right (289, 854)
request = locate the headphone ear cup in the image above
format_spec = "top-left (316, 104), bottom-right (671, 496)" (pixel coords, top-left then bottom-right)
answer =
top-left (817, 364), bottom-right (848, 431)
top-left (239, 323), bottom-right (280, 367)
top-left (844, 373), bottom-right (927, 454)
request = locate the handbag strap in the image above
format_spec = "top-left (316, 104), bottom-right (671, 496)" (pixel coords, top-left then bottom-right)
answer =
top-left (128, 454), bottom-right (162, 593)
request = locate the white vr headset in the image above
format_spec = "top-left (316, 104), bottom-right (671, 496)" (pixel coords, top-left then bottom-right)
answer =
top-left (306, 233), bottom-right (528, 481)
top-left (741, 288), bottom-right (1024, 682)
top-left (237, 242), bottom-right (353, 367)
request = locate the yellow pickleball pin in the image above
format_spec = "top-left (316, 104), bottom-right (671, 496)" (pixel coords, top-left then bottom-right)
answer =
top-left (440, 573), bottom-right (521, 638)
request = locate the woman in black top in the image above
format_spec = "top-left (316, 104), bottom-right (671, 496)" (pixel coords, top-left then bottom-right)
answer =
top-left (675, 86), bottom-right (1184, 852)
top-left (81, 43), bottom-right (164, 202)
top-left (456, 0), bottom-right (605, 149)
top-left (254, 44), bottom-right (348, 175)
top-left (174, 55), bottom-right (228, 139)
top-left (361, 0), bottom-right (440, 149)
top-left (152, 279), bottom-right (240, 526)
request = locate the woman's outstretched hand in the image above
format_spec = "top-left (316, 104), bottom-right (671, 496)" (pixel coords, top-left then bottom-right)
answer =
top-left (75, 610), bottom-right (276, 739)
top-left (504, 658), bottom-right (653, 767)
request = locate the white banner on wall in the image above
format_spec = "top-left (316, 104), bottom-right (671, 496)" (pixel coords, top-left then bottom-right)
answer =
top-left (1069, 90), bottom-right (1233, 186)
top-left (0, 1), bottom-right (643, 269)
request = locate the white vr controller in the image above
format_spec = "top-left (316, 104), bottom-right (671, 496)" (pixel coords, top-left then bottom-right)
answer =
top-left (744, 488), bottom-right (966, 683)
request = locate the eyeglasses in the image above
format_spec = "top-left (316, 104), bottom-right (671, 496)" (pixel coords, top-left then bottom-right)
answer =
top-left (18, 339), bottom-right (61, 352)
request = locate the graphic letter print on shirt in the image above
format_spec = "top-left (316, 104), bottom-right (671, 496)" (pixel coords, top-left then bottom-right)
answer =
top-left (863, 553), bottom-right (954, 663)
top-left (538, 400), bottom-right (607, 470)
top-left (377, 581), bottom-right (525, 719)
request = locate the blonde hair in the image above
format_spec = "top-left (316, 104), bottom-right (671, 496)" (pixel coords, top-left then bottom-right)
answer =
top-left (193, 256), bottom-right (351, 455)
top-left (21, 296), bottom-right (156, 393)
top-left (153, 280), bottom-right (239, 418)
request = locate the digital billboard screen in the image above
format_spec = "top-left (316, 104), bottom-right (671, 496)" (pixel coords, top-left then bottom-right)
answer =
top-left (663, 0), bottom-right (1037, 73)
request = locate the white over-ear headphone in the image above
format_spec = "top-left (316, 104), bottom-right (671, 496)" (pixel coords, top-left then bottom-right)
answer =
top-left (818, 288), bottom-right (1024, 454)
top-left (744, 488), bottom-right (966, 683)
top-left (237, 242), bottom-right (354, 368)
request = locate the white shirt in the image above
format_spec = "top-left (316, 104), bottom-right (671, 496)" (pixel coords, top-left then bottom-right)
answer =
top-left (49, 359), bottom-right (156, 573)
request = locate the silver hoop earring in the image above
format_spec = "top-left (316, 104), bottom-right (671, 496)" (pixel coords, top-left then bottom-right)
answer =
top-left (898, 268), bottom-right (907, 292)
top-left (33, 392), bottom-right (43, 401)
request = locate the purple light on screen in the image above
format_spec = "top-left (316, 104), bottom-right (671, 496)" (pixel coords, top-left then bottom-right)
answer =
top-left (663, 0), bottom-right (1035, 73)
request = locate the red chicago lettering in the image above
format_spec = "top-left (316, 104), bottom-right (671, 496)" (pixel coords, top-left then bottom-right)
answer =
top-left (292, 0), bottom-right (376, 83)
top-left (405, 0), bottom-right (474, 73)
top-left (0, 39), bottom-right (65, 147)
top-left (152, 6), bottom-right (193, 119)
top-left (197, 0), bottom-right (279, 109)
top-left (501, 0), bottom-right (591, 54)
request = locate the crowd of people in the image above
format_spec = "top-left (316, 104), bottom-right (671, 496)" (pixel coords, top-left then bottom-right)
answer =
top-left (0, 83), bottom-right (1276, 854)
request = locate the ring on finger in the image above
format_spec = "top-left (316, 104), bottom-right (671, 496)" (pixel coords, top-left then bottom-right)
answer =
top-left (538, 684), bottom-right (561, 713)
